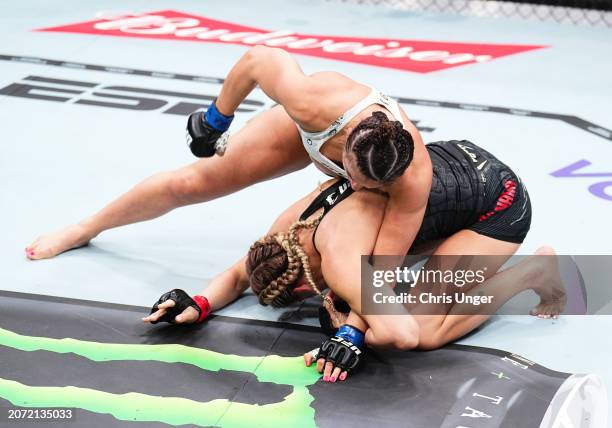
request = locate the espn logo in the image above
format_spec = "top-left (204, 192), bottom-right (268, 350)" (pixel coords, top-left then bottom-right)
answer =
top-left (0, 75), bottom-right (263, 115)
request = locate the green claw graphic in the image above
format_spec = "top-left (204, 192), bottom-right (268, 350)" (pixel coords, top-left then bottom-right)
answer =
top-left (0, 327), bottom-right (320, 427)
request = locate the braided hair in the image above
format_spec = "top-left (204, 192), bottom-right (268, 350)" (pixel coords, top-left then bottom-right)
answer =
top-left (246, 212), bottom-right (342, 324)
top-left (346, 111), bottom-right (414, 183)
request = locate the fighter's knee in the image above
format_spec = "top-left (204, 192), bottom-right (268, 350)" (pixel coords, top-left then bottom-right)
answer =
top-left (392, 333), bottom-right (419, 351)
top-left (416, 331), bottom-right (445, 351)
top-left (167, 168), bottom-right (207, 203)
top-left (386, 322), bottom-right (419, 350)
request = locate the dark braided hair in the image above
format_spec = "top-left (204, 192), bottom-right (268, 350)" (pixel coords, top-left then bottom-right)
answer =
top-left (246, 213), bottom-right (327, 308)
top-left (346, 111), bottom-right (414, 183)
top-left (246, 235), bottom-right (301, 307)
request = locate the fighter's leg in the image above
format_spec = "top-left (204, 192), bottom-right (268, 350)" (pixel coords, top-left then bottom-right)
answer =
top-left (26, 106), bottom-right (309, 260)
top-left (406, 230), bottom-right (515, 349)
top-left (412, 231), bottom-right (564, 350)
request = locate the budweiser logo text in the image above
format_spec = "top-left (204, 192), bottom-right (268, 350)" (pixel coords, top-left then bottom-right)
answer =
top-left (37, 10), bottom-right (545, 73)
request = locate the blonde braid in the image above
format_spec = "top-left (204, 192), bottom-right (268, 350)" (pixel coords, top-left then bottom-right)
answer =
top-left (286, 215), bottom-right (325, 297)
top-left (286, 213), bottom-right (343, 326)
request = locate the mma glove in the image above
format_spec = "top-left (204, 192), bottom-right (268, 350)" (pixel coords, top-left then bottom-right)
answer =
top-left (316, 324), bottom-right (365, 373)
top-left (150, 289), bottom-right (211, 324)
top-left (186, 100), bottom-right (234, 157)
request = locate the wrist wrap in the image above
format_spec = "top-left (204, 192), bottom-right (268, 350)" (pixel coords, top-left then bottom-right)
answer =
top-left (193, 295), bottom-right (211, 323)
top-left (204, 100), bottom-right (234, 132)
top-left (336, 324), bottom-right (365, 348)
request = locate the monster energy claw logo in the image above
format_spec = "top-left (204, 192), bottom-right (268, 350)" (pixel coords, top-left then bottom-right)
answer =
top-left (0, 328), bottom-right (320, 428)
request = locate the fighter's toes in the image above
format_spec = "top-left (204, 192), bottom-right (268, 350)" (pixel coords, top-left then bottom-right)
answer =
top-left (25, 225), bottom-right (92, 260)
top-left (530, 302), bottom-right (562, 319)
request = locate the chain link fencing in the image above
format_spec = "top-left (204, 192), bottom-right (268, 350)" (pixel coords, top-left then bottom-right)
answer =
top-left (329, 0), bottom-right (612, 26)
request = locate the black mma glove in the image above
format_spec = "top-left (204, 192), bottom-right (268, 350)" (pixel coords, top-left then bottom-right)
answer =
top-left (186, 100), bottom-right (233, 157)
top-left (316, 324), bottom-right (364, 373)
top-left (149, 289), bottom-right (211, 324)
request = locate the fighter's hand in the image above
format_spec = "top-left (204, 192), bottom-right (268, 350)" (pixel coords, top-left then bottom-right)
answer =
top-left (142, 289), bottom-right (211, 325)
top-left (304, 324), bottom-right (365, 383)
top-left (304, 348), bottom-right (349, 383)
top-left (143, 299), bottom-right (198, 324)
top-left (186, 101), bottom-right (233, 157)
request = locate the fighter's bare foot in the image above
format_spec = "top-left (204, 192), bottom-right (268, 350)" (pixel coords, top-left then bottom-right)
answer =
top-left (26, 224), bottom-right (94, 260)
top-left (529, 246), bottom-right (567, 319)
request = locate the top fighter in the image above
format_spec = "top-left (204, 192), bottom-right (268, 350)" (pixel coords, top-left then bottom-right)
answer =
top-left (26, 45), bottom-right (432, 261)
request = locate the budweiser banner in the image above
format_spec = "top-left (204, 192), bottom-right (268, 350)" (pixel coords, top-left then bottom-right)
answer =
top-left (37, 10), bottom-right (545, 73)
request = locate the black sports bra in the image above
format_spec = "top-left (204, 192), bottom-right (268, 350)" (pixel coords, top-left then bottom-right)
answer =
top-left (299, 179), bottom-right (354, 253)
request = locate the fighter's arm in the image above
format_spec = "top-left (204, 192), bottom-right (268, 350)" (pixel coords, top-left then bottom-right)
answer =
top-left (215, 46), bottom-right (321, 123)
top-left (196, 257), bottom-right (250, 310)
top-left (372, 193), bottom-right (427, 257)
top-left (316, 196), bottom-right (420, 349)
top-left (372, 113), bottom-right (432, 257)
top-left (320, 248), bottom-right (419, 350)
top-left (308, 238), bottom-right (419, 382)
top-left (372, 158), bottom-right (431, 258)
top-left (143, 257), bottom-right (250, 324)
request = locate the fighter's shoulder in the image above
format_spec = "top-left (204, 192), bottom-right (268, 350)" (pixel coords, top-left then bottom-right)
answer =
top-left (309, 71), bottom-right (354, 84)
top-left (293, 77), bottom-right (369, 130)
top-left (305, 72), bottom-right (364, 96)
top-left (390, 143), bottom-right (432, 210)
